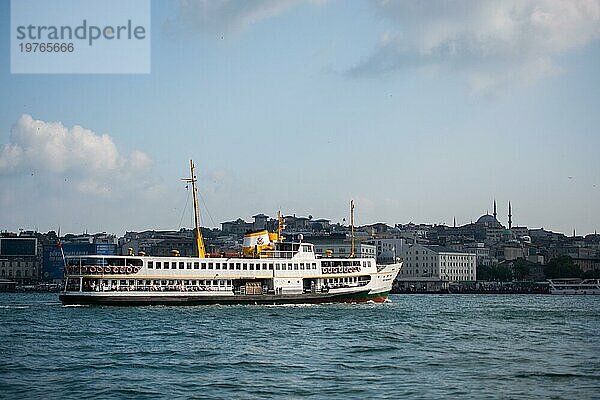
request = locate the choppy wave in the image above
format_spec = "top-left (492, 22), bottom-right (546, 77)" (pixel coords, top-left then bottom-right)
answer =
top-left (0, 293), bottom-right (598, 399)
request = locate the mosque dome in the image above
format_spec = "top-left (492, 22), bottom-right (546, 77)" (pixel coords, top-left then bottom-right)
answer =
top-left (476, 214), bottom-right (502, 228)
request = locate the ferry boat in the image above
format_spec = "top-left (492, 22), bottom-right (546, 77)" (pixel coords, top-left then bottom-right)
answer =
top-left (548, 278), bottom-right (600, 295)
top-left (59, 161), bottom-right (401, 306)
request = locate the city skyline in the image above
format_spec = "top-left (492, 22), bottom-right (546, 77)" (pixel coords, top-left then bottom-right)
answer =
top-left (1, 1), bottom-right (599, 236)
top-left (2, 199), bottom-right (597, 239)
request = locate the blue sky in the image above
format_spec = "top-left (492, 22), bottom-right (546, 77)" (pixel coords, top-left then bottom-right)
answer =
top-left (1, 0), bottom-right (599, 235)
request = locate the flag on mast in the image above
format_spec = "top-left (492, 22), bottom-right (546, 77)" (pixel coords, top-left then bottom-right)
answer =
top-left (56, 227), bottom-right (67, 273)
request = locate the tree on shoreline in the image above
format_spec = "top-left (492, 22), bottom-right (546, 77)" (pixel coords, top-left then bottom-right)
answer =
top-left (477, 264), bottom-right (512, 281)
top-left (544, 256), bottom-right (583, 279)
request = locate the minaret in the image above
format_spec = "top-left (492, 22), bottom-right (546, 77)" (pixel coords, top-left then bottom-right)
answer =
top-left (453, 217), bottom-right (456, 228)
top-left (508, 201), bottom-right (512, 229)
top-left (493, 199), bottom-right (497, 221)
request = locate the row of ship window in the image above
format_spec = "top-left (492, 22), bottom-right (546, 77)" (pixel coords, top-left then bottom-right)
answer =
top-left (315, 248), bottom-right (375, 254)
top-left (147, 261), bottom-right (318, 271)
top-left (98, 279), bottom-right (233, 286)
top-left (324, 277), bottom-right (360, 285)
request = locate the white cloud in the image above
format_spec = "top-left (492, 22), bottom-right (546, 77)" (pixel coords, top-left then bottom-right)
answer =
top-left (0, 114), bottom-right (160, 199)
top-left (1, 114), bottom-right (136, 175)
top-left (169, 0), bottom-right (325, 35)
top-left (350, 0), bottom-right (600, 95)
top-left (0, 114), bottom-right (172, 233)
top-left (127, 150), bottom-right (152, 171)
top-left (76, 180), bottom-right (114, 197)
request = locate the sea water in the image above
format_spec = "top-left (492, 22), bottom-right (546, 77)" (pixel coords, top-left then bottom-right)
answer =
top-left (0, 293), bottom-right (598, 399)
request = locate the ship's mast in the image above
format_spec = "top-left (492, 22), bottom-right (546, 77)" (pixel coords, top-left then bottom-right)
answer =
top-left (184, 160), bottom-right (206, 258)
top-left (350, 199), bottom-right (355, 258)
top-left (277, 210), bottom-right (284, 242)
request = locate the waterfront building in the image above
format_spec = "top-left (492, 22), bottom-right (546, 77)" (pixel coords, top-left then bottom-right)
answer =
top-left (368, 238), bottom-right (406, 263)
top-left (43, 242), bottom-right (117, 282)
top-left (0, 236), bottom-right (40, 284)
top-left (397, 244), bottom-right (476, 291)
